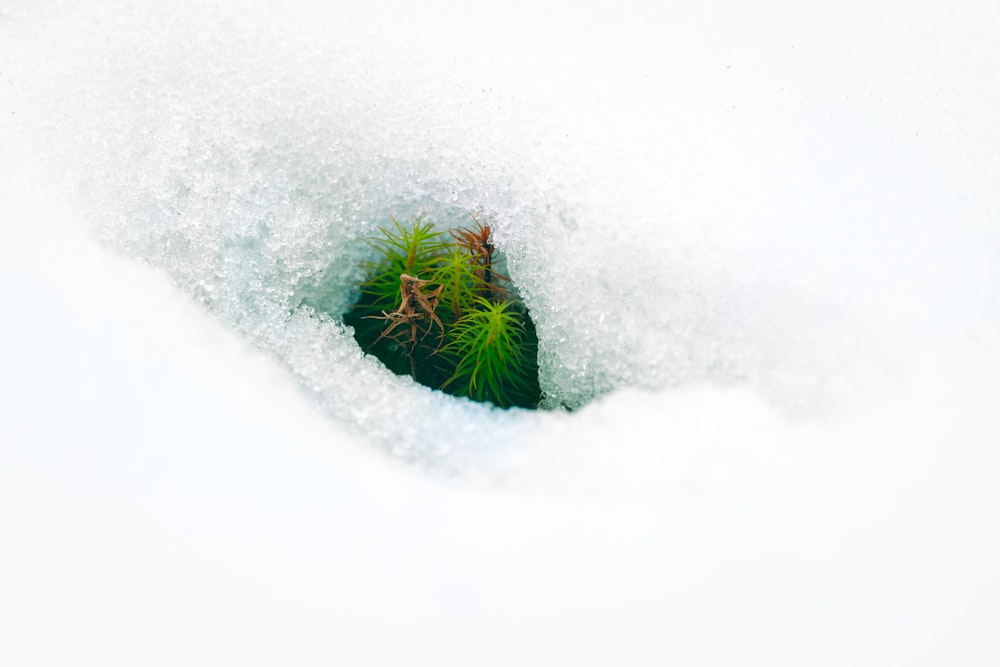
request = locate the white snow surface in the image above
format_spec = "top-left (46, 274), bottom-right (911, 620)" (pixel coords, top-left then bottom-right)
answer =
top-left (2, 1), bottom-right (999, 665)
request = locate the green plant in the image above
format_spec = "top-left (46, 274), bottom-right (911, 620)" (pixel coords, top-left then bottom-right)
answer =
top-left (439, 297), bottom-right (538, 407)
top-left (342, 214), bottom-right (540, 409)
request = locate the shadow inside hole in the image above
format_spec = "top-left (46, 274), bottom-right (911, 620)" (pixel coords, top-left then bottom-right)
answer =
top-left (305, 214), bottom-right (542, 410)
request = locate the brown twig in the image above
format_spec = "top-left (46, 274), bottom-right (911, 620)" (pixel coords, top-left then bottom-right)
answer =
top-left (368, 273), bottom-right (444, 349)
top-left (451, 216), bottom-right (511, 300)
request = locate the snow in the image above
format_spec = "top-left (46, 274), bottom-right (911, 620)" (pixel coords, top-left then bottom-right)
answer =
top-left (2, 1), bottom-right (999, 665)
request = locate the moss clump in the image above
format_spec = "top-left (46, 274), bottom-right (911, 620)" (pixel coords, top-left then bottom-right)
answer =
top-left (343, 214), bottom-right (541, 409)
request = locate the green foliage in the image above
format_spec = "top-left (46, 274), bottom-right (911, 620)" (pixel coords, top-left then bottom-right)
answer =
top-left (432, 244), bottom-right (484, 320)
top-left (358, 215), bottom-right (447, 315)
top-left (440, 298), bottom-right (539, 408)
top-left (342, 214), bottom-right (541, 409)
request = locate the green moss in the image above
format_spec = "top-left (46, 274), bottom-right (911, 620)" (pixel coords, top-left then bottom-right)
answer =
top-left (439, 298), bottom-right (539, 408)
top-left (342, 214), bottom-right (541, 409)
